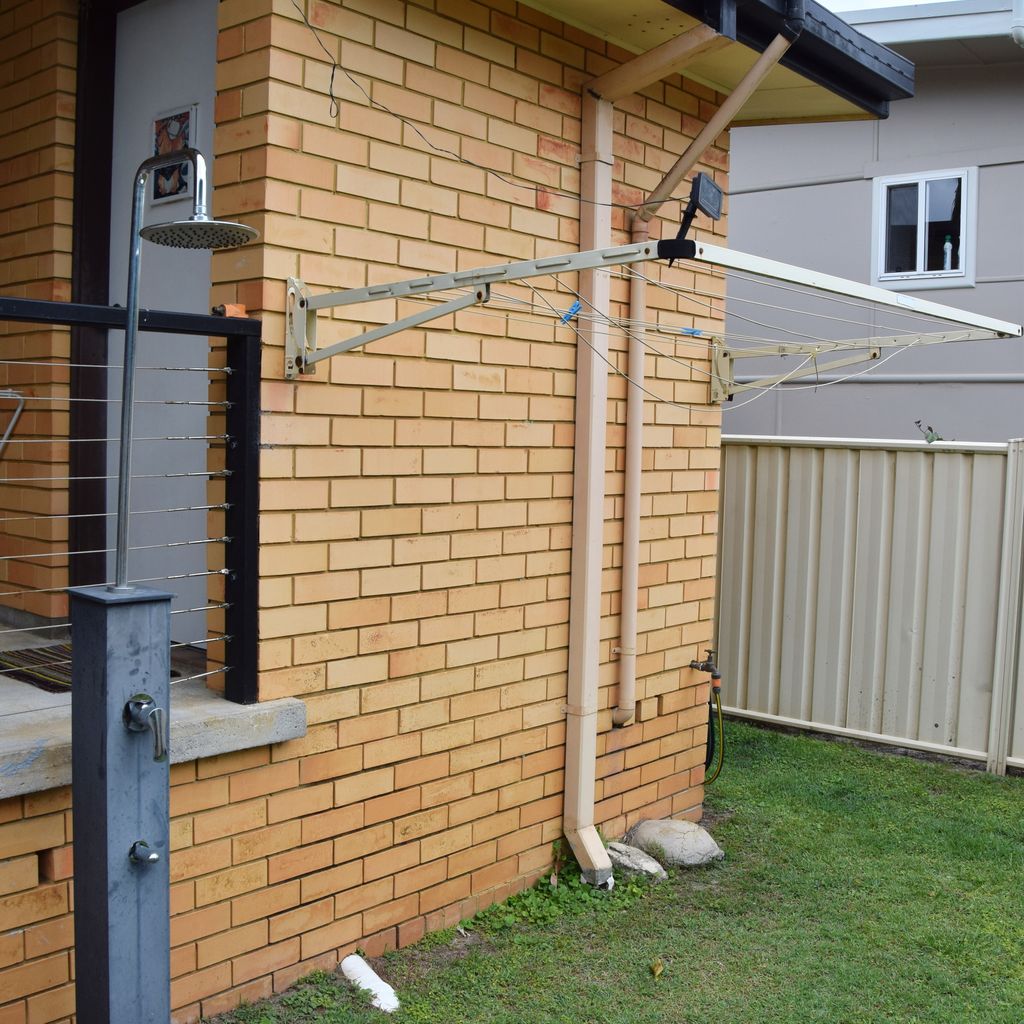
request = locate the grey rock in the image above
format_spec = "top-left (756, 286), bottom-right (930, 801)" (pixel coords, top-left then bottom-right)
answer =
top-left (624, 819), bottom-right (724, 867)
top-left (606, 842), bottom-right (668, 881)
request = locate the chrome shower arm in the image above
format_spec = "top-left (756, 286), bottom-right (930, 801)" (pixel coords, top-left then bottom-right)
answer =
top-left (132, 146), bottom-right (208, 220)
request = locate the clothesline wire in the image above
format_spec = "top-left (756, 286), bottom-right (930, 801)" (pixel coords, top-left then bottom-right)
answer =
top-left (504, 270), bottom-right (938, 399)
top-left (526, 277), bottom-right (817, 411)
top-left (529, 274), bottom-right (885, 400)
top-left (616, 266), bottom-right (934, 338)
top-left (388, 280), bottom-right (945, 358)
top-left (366, 265), bottom-right (963, 358)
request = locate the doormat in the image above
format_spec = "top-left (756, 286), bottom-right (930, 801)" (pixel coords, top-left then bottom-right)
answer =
top-left (0, 643), bottom-right (72, 693)
top-left (0, 644), bottom-right (193, 693)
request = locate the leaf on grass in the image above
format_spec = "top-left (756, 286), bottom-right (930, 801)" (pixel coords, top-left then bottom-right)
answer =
top-left (650, 956), bottom-right (664, 980)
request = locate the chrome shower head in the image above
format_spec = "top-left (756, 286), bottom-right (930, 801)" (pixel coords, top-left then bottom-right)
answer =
top-left (139, 215), bottom-right (258, 250)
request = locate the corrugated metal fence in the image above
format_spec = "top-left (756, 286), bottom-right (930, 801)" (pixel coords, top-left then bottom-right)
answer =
top-left (717, 435), bottom-right (1024, 774)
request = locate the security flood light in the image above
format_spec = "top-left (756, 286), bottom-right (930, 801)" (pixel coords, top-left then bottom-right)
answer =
top-left (691, 172), bottom-right (723, 221)
top-left (668, 172), bottom-right (724, 265)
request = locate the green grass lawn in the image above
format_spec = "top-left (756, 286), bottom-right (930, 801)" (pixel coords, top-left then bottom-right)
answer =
top-left (210, 722), bottom-right (1024, 1024)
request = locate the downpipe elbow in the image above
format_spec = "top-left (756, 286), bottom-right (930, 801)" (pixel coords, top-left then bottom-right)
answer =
top-left (782, 0), bottom-right (805, 41)
top-left (611, 706), bottom-right (635, 728)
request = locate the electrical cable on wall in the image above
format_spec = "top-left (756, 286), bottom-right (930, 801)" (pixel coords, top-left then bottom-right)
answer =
top-left (287, 0), bottom-right (691, 217)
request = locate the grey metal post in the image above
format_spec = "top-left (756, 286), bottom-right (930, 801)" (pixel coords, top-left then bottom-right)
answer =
top-left (989, 438), bottom-right (1024, 774)
top-left (71, 584), bottom-right (172, 1024)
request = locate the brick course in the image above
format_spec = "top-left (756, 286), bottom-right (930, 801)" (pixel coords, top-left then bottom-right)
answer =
top-left (0, 0), bottom-right (77, 623)
top-left (0, 1), bottom-right (724, 1019)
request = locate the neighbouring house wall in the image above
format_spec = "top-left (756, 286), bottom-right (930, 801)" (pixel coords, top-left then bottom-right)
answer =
top-left (724, 61), bottom-right (1024, 442)
top-left (0, 1), bottom-right (726, 1021)
top-left (0, 0), bottom-right (77, 625)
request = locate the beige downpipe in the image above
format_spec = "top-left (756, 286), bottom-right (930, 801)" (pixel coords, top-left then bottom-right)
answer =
top-left (565, 25), bottom-right (732, 881)
top-left (565, 29), bottom-right (797, 882)
top-left (611, 213), bottom-right (649, 727)
top-left (564, 90), bottom-right (616, 886)
top-left (611, 33), bottom-right (795, 729)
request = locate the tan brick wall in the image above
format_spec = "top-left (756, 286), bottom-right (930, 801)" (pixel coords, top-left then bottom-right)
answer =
top-left (0, 0), bottom-right (77, 624)
top-left (0, 0), bottom-right (726, 1019)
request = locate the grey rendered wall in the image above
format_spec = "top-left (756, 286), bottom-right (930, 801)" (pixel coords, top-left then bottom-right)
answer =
top-left (724, 63), bottom-right (1024, 443)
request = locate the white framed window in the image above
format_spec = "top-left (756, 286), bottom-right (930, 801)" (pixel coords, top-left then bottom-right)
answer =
top-left (871, 167), bottom-right (977, 290)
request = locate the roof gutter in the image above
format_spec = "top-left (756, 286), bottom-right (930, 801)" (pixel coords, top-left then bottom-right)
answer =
top-left (783, 0), bottom-right (807, 38)
top-left (662, 0), bottom-right (913, 116)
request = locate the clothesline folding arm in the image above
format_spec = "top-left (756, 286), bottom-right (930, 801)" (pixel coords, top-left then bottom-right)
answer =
top-left (284, 238), bottom-right (694, 378)
top-left (284, 238), bottom-right (1023, 394)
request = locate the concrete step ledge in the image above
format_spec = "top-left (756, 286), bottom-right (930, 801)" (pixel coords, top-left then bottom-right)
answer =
top-left (0, 679), bottom-right (307, 799)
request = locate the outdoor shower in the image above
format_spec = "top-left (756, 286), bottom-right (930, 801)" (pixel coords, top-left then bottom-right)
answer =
top-left (70, 146), bottom-right (257, 1024)
top-left (113, 145), bottom-right (257, 591)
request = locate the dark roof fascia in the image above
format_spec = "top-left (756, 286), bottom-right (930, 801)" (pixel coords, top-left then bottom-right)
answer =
top-left (661, 0), bottom-right (915, 118)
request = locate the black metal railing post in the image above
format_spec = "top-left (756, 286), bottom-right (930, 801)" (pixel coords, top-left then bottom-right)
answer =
top-left (223, 331), bottom-right (261, 704)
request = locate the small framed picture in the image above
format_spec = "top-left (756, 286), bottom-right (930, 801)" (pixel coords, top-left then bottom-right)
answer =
top-left (152, 104), bottom-right (197, 204)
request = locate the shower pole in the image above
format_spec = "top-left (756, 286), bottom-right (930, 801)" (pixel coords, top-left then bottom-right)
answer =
top-left (113, 146), bottom-right (209, 592)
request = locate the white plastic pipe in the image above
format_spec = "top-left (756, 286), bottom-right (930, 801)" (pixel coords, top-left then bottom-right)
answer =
top-left (340, 955), bottom-right (400, 1013)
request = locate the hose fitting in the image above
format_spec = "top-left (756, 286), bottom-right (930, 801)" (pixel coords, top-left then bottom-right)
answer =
top-left (689, 648), bottom-right (721, 683)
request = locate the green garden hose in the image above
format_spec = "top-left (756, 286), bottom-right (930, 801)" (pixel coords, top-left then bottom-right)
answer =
top-left (705, 687), bottom-right (725, 785)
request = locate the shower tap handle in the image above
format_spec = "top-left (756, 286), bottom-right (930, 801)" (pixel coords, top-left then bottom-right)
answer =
top-left (124, 695), bottom-right (169, 763)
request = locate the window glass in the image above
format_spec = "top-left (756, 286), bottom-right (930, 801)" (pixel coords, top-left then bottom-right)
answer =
top-left (924, 177), bottom-right (960, 272)
top-left (884, 182), bottom-right (918, 274)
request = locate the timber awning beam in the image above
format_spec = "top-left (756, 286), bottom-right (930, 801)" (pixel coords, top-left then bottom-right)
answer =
top-left (637, 32), bottom-right (794, 221)
top-left (585, 23), bottom-right (730, 103)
